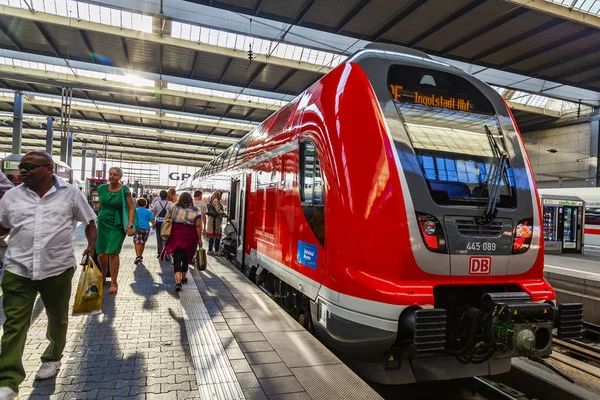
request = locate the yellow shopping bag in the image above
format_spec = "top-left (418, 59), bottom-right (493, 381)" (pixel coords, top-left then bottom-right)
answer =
top-left (73, 255), bottom-right (103, 314)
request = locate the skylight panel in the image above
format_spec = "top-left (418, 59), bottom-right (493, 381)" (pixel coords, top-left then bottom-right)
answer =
top-left (0, 56), bottom-right (155, 88)
top-left (545, 0), bottom-right (600, 16)
top-left (0, 0), bottom-right (153, 32)
top-left (171, 21), bottom-right (344, 68)
top-left (166, 83), bottom-right (288, 108)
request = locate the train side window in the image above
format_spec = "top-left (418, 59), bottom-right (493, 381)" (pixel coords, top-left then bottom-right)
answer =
top-left (313, 160), bottom-right (323, 205)
top-left (299, 141), bottom-right (325, 247)
top-left (300, 142), bottom-right (315, 204)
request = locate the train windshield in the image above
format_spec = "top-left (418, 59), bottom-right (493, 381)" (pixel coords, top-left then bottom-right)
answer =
top-left (388, 65), bottom-right (515, 207)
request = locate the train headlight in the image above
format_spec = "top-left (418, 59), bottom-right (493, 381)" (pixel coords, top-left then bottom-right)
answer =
top-left (417, 213), bottom-right (447, 253)
top-left (423, 220), bottom-right (436, 235)
top-left (512, 219), bottom-right (533, 254)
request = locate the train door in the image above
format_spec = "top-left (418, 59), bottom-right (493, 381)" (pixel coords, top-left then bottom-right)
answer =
top-left (230, 174), bottom-right (248, 267)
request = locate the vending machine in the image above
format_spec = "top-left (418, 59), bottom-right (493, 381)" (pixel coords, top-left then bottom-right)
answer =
top-left (541, 195), bottom-right (584, 254)
top-left (86, 178), bottom-right (107, 214)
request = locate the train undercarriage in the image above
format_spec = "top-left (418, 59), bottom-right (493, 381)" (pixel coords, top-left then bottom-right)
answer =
top-left (237, 261), bottom-right (584, 384)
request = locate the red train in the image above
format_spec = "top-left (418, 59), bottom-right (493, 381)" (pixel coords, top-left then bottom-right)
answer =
top-left (180, 44), bottom-right (582, 384)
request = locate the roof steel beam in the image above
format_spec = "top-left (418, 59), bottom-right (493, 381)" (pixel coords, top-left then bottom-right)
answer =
top-left (33, 22), bottom-right (61, 58)
top-left (439, 8), bottom-right (528, 56)
top-left (504, 0), bottom-right (600, 29)
top-left (0, 5), bottom-right (330, 74)
top-left (499, 28), bottom-right (596, 68)
top-left (529, 44), bottom-right (600, 74)
top-left (121, 37), bottom-right (130, 66)
top-left (79, 30), bottom-right (97, 64)
top-left (555, 62), bottom-right (599, 80)
top-left (219, 58), bottom-right (233, 83)
top-left (470, 19), bottom-right (564, 63)
top-left (371, 0), bottom-right (428, 41)
top-left (274, 70), bottom-right (296, 91)
top-left (336, 0), bottom-right (371, 33)
top-left (254, 0), bottom-right (266, 16)
top-left (0, 19), bottom-right (23, 51)
top-left (408, 0), bottom-right (486, 47)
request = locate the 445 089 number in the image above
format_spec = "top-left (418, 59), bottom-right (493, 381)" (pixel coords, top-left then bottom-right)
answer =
top-left (467, 242), bottom-right (497, 252)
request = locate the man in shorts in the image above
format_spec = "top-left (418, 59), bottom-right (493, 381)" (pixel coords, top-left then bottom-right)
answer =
top-left (133, 198), bottom-right (155, 264)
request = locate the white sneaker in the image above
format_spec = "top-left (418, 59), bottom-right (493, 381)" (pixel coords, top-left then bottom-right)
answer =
top-left (35, 360), bottom-right (61, 380)
top-left (0, 387), bottom-right (17, 400)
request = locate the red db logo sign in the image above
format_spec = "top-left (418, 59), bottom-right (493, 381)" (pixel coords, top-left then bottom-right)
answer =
top-left (469, 256), bottom-right (491, 274)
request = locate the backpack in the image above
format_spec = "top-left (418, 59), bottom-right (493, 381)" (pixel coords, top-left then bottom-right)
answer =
top-left (155, 201), bottom-right (168, 222)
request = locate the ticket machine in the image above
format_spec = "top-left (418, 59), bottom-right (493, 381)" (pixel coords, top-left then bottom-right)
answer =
top-left (541, 194), bottom-right (585, 254)
top-left (1, 154), bottom-right (23, 185)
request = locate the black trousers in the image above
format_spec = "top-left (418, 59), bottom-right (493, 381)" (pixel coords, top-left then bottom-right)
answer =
top-left (173, 248), bottom-right (188, 273)
top-left (208, 238), bottom-right (221, 252)
top-left (155, 222), bottom-right (164, 255)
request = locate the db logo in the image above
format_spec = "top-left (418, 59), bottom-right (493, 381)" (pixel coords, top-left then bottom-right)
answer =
top-left (469, 256), bottom-right (491, 274)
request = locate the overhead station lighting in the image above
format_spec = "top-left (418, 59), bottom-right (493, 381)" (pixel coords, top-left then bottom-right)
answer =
top-left (171, 21), bottom-right (346, 68)
top-left (0, 0), bottom-right (153, 33)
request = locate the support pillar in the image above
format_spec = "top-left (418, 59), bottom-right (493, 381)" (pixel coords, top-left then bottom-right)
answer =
top-left (91, 150), bottom-right (97, 178)
top-left (45, 116), bottom-right (54, 155)
top-left (12, 91), bottom-right (23, 155)
top-left (593, 107), bottom-right (600, 187)
top-left (81, 142), bottom-right (87, 181)
top-left (67, 132), bottom-right (73, 167)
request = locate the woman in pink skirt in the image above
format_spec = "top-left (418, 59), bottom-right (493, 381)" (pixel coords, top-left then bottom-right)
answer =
top-left (162, 192), bottom-right (203, 291)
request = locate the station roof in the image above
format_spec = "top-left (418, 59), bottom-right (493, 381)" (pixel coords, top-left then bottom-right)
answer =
top-left (0, 0), bottom-right (597, 166)
top-left (193, 0), bottom-right (600, 93)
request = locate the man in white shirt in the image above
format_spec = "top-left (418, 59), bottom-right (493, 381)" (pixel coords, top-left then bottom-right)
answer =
top-left (193, 190), bottom-right (208, 232)
top-left (0, 151), bottom-right (97, 400)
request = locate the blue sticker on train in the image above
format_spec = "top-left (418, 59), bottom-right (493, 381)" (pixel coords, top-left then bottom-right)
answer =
top-left (297, 241), bottom-right (318, 269)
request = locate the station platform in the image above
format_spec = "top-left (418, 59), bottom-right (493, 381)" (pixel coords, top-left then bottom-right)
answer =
top-left (544, 247), bottom-right (600, 324)
top-left (0, 226), bottom-right (380, 400)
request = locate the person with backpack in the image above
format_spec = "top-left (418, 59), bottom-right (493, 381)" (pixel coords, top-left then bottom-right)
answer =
top-left (153, 190), bottom-right (173, 258)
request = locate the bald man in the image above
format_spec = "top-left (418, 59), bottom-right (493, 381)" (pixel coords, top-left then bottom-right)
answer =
top-left (0, 151), bottom-right (97, 400)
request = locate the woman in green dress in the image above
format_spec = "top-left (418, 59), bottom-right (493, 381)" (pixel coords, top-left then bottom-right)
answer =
top-left (96, 167), bottom-right (135, 294)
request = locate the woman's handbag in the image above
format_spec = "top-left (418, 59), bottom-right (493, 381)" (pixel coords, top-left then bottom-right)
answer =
top-left (160, 208), bottom-right (174, 240)
top-left (195, 246), bottom-right (207, 271)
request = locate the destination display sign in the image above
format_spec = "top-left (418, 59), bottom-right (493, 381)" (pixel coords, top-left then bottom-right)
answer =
top-left (390, 84), bottom-right (472, 112)
top-left (387, 64), bottom-right (495, 115)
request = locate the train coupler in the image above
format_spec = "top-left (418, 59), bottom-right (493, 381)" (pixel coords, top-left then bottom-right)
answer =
top-left (482, 292), bottom-right (554, 358)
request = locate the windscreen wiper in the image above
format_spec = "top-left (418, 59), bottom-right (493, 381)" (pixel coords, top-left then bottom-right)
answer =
top-left (481, 125), bottom-right (510, 224)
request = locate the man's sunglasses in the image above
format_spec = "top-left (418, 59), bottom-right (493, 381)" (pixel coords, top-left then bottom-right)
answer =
top-left (19, 163), bottom-right (51, 171)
